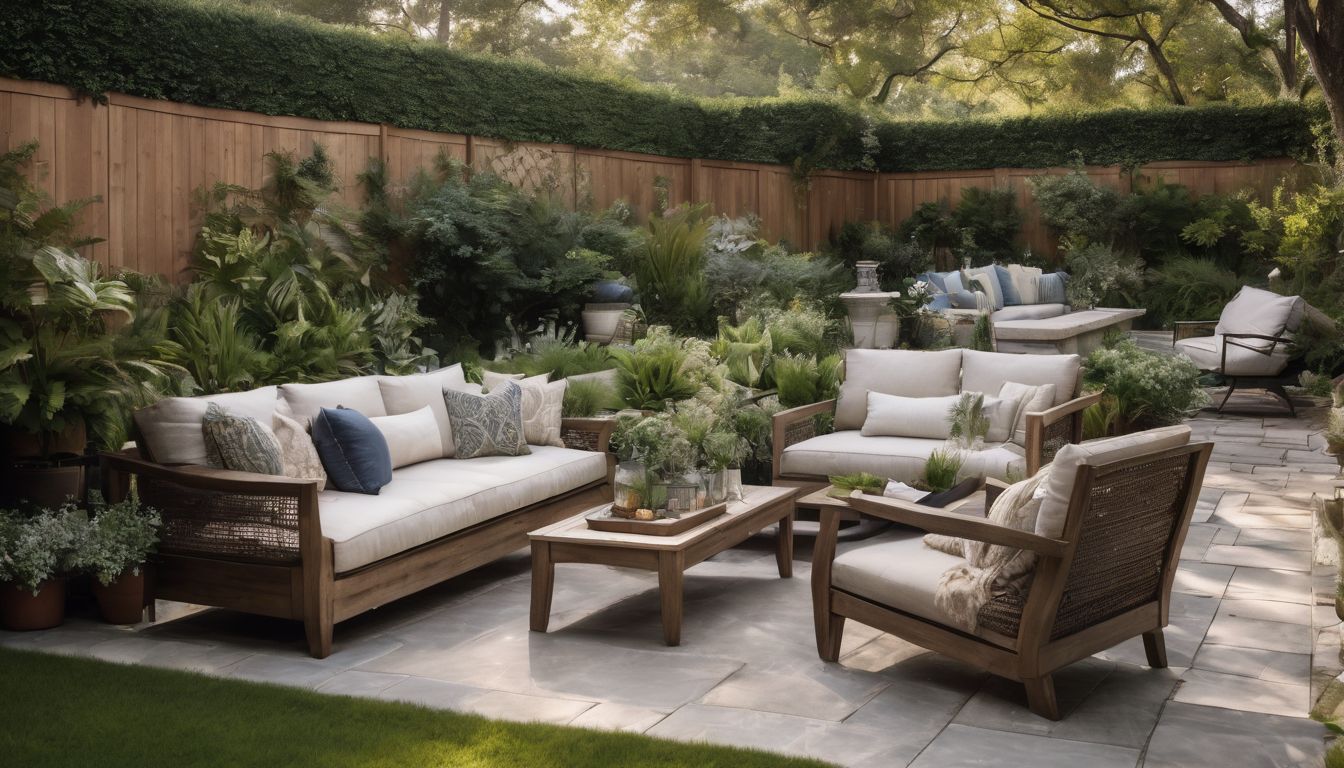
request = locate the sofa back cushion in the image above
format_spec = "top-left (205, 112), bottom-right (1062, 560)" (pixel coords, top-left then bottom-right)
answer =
top-left (966, 266), bottom-right (1005, 310)
top-left (993, 265), bottom-right (1022, 306)
top-left (312, 407), bottom-right (393, 495)
top-left (369, 406), bottom-right (443, 469)
top-left (861, 392), bottom-right (959, 439)
top-left (279, 376), bottom-right (388, 425)
top-left (998, 381), bottom-right (1056, 446)
top-left (1006, 265), bottom-right (1043, 304)
top-left (377, 364), bottom-right (469, 458)
top-left (961, 349), bottom-right (1079, 406)
top-left (1037, 272), bottom-right (1068, 304)
top-left (836, 349), bottom-right (963, 430)
top-left (1034, 425), bottom-right (1191, 538)
top-left (133, 385), bottom-right (278, 465)
top-left (1215, 286), bottom-right (1305, 351)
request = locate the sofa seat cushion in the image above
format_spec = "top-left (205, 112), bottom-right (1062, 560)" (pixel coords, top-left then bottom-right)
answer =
top-left (990, 304), bottom-right (1068, 322)
top-left (322, 446), bottom-right (607, 573)
top-left (832, 532), bottom-right (1016, 648)
top-left (961, 349), bottom-right (1080, 407)
top-left (780, 431), bottom-right (1025, 483)
top-left (1174, 335), bottom-right (1290, 377)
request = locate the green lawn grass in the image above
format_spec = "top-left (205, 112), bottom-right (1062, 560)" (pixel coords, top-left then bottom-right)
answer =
top-left (0, 647), bottom-right (831, 768)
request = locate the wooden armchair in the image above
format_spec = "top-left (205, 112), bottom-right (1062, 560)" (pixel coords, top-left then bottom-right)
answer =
top-left (811, 438), bottom-right (1212, 720)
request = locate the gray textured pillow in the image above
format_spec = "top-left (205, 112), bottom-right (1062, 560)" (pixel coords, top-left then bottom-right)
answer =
top-left (443, 381), bottom-right (531, 459)
top-left (202, 402), bottom-right (284, 475)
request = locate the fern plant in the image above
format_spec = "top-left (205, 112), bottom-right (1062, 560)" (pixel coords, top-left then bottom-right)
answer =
top-left (828, 472), bottom-right (886, 495)
top-left (635, 207), bottom-right (712, 335)
top-left (947, 393), bottom-right (990, 449)
top-left (562, 378), bottom-right (620, 418)
top-left (612, 344), bottom-right (697, 411)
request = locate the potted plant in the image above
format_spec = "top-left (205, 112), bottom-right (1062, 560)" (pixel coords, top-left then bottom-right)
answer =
top-left (917, 448), bottom-right (965, 493)
top-left (81, 493), bottom-right (160, 625)
top-left (0, 504), bottom-right (88, 630)
top-left (701, 430), bottom-right (747, 504)
top-left (0, 143), bottom-right (176, 507)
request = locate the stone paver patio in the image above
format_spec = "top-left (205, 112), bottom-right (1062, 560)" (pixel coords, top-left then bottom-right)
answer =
top-left (4, 364), bottom-right (1340, 767)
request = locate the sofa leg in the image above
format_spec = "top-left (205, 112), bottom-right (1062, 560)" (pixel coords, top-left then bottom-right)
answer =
top-left (1024, 675), bottom-right (1060, 720)
top-left (817, 613), bottom-right (845, 662)
top-left (1143, 629), bottom-right (1168, 669)
top-left (305, 616), bottom-right (333, 659)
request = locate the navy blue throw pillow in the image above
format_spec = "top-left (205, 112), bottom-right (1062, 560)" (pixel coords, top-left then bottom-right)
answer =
top-left (311, 406), bottom-right (393, 495)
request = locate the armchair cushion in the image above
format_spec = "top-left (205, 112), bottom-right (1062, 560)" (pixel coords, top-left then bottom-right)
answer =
top-left (202, 402), bottom-right (285, 476)
top-left (780, 431), bottom-right (1025, 483)
top-left (280, 376), bottom-right (387, 425)
top-left (1034, 424), bottom-right (1191, 538)
top-left (443, 381), bottom-right (531, 459)
top-left (961, 349), bottom-right (1080, 407)
top-left (1174, 335), bottom-right (1291, 377)
top-left (1215, 286), bottom-right (1305, 352)
top-left (273, 412), bottom-right (327, 491)
top-left (836, 348), bottom-right (963, 429)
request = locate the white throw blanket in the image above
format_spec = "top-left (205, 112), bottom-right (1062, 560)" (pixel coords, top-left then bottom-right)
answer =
top-left (923, 466), bottom-right (1052, 632)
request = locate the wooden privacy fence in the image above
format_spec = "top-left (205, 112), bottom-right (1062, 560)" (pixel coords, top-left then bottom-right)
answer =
top-left (1, 76), bottom-right (1303, 283)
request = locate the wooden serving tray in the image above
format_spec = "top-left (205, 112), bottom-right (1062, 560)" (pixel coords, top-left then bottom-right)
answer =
top-left (585, 502), bottom-right (728, 536)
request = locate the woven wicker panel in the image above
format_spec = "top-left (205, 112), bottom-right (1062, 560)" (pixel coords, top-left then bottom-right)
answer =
top-left (140, 475), bottom-right (301, 564)
top-left (784, 418), bottom-right (817, 449)
top-left (977, 452), bottom-right (1190, 639)
top-left (1039, 417), bottom-right (1075, 465)
top-left (561, 426), bottom-right (601, 452)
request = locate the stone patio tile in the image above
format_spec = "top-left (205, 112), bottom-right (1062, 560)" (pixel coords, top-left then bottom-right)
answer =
top-left (698, 661), bottom-right (890, 721)
top-left (1203, 544), bottom-right (1311, 572)
top-left (1191, 644), bottom-right (1311, 686)
top-left (84, 635), bottom-right (252, 674)
top-left (458, 689), bottom-right (596, 724)
top-left (1247, 493), bottom-right (1313, 510)
top-left (1204, 613), bottom-right (1311, 655)
top-left (568, 702), bottom-right (670, 733)
top-left (221, 653), bottom-right (340, 688)
top-left (1172, 561), bottom-right (1235, 598)
top-left (1235, 528), bottom-right (1312, 551)
top-left (839, 633), bottom-right (932, 673)
top-left (909, 724), bottom-right (1140, 768)
top-left (375, 675), bottom-right (483, 710)
top-left (1214, 598), bottom-right (1312, 626)
top-left (843, 653), bottom-right (984, 732)
top-left (647, 704), bottom-right (903, 767)
top-left (953, 660), bottom-right (1177, 748)
top-left (1144, 701), bottom-right (1323, 768)
top-left (1225, 567), bottom-right (1314, 603)
top-left (1180, 523), bottom-right (1219, 560)
top-left (1172, 668), bottom-right (1309, 717)
top-left (314, 669), bottom-right (408, 697)
top-left (1094, 593), bottom-right (1217, 668)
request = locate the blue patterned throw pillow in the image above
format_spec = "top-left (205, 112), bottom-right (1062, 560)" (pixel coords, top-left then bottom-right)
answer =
top-left (443, 381), bottom-right (531, 459)
top-left (312, 407), bottom-right (393, 495)
top-left (201, 402), bottom-right (284, 476)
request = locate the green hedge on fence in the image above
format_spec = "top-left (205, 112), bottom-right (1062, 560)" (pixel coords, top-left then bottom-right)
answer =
top-left (0, 0), bottom-right (1326, 172)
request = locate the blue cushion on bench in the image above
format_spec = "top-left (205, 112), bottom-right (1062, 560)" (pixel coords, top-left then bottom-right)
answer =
top-left (312, 406), bottom-right (393, 495)
top-left (994, 265), bottom-right (1022, 305)
top-left (1037, 271), bottom-right (1069, 304)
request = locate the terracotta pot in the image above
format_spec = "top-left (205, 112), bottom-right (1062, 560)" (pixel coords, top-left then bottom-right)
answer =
top-left (1, 422), bottom-right (87, 461)
top-left (3, 460), bottom-right (86, 508)
top-left (93, 567), bottom-right (146, 625)
top-left (0, 579), bottom-right (66, 631)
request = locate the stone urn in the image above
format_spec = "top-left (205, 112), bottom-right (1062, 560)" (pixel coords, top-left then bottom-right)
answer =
top-left (840, 261), bottom-right (900, 349)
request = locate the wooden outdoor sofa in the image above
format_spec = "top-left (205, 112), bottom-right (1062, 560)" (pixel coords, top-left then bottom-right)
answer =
top-left (101, 369), bottom-right (614, 658)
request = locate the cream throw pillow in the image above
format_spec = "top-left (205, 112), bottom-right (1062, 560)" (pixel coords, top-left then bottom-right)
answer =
top-left (377, 364), bottom-right (471, 458)
top-left (997, 381), bottom-right (1056, 446)
top-left (861, 392), bottom-right (961, 439)
top-left (482, 370), bottom-right (528, 392)
top-left (962, 393), bottom-right (1018, 444)
top-left (272, 412), bottom-right (327, 491)
top-left (519, 378), bottom-right (567, 448)
top-left (368, 406), bottom-right (443, 469)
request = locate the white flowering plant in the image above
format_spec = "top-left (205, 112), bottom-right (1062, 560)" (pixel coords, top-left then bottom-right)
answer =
top-left (1084, 338), bottom-right (1209, 431)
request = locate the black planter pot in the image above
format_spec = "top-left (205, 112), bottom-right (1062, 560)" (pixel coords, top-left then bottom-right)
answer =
top-left (3, 454), bottom-right (89, 508)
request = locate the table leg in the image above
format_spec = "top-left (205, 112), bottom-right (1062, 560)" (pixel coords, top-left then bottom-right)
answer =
top-left (658, 551), bottom-right (684, 646)
top-left (775, 507), bottom-right (794, 579)
top-left (529, 541), bottom-right (554, 633)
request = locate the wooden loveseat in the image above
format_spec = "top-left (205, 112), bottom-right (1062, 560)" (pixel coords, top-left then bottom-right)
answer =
top-left (102, 366), bottom-right (614, 658)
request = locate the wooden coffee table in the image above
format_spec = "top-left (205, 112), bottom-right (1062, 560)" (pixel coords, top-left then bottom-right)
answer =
top-left (528, 485), bottom-right (798, 646)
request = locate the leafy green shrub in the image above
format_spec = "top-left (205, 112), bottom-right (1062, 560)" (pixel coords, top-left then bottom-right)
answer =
top-left (0, 505), bottom-right (89, 594)
top-left (612, 335), bottom-right (699, 411)
top-left (1064, 243), bottom-right (1145, 309)
top-left (610, 413), bottom-right (694, 477)
top-left (830, 221), bottom-right (931, 288)
top-left (1116, 181), bottom-right (1200, 265)
top-left (773, 354), bottom-right (819, 410)
top-left (81, 494), bottom-right (160, 586)
top-left (704, 217), bottom-right (848, 320)
top-left (953, 187), bottom-right (1022, 265)
top-left (495, 339), bottom-right (615, 380)
top-left (1084, 337), bottom-right (1209, 432)
top-left (1145, 257), bottom-right (1243, 326)
top-left (561, 378), bottom-right (620, 418)
top-left (1028, 167), bottom-right (1122, 247)
top-left (634, 208), bottom-right (713, 335)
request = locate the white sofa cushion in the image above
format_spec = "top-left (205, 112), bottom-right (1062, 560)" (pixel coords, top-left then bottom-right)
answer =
top-left (279, 376), bottom-right (387, 425)
top-left (378, 365), bottom-right (470, 458)
top-left (1215, 286), bottom-right (1305, 351)
top-left (1034, 425), bottom-right (1192, 538)
top-left (966, 266), bottom-right (1005, 310)
top-left (861, 392), bottom-right (959, 439)
top-left (322, 445), bottom-right (607, 573)
top-left (998, 381), bottom-right (1056, 446)
top-left (1174, 335), bottom-right (1291, 377)
top-left (369, 407), bottom-right (443, 469)
top-left (1006, 265), bottom-right (1042, 304)
top-left (990, 304), bottom-right (1068, 322)
top-left (832, 531), bottom-right (1016, 648)
top-left (520, 378), bottom-right (567, 447)
top-left (961, 349), bottom-right (1079, 407)
top-left (133, 386), bottom-right (279, 465)
top-left (836, 349), bottom-right (963, 430)
top-left (780, 431), bottom-right (1025, 483)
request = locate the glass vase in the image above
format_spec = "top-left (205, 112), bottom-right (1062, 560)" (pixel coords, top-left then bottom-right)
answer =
top-left (612, 461), bottom-right (646, 517)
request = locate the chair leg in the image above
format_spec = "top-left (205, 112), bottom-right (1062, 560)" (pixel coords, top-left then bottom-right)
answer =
top-left (1143, 629), bottom-right (1168, 669)
top-left (1217, 378), bottom-right (1237, 412)
top-left (1024, 675), bottom-right (1060, 721)
top-left (817, 613), bottom-right (845, 662)
top-left (1266, 382), bottom-right (1296, 417)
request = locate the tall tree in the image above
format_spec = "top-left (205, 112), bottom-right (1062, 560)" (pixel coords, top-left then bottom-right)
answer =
top-left (1288, 0), bottom-right (1344, 165)
top-left (1203, 0), bottom-right (1304, 98)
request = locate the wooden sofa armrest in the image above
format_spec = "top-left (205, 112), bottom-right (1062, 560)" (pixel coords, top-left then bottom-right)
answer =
top-left (560, 417), bottom-right (615, 454)
top-left (1172, 320), bottom-right (1217, 343)
top-left (771, 399), bottom-right (837, 480)
top-left (1022, 391), bottom-right (1103, 476)
top-left (100, 452), bottom-right (321, 565)
top-left (845, 491), bottom-right (1068, 557)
